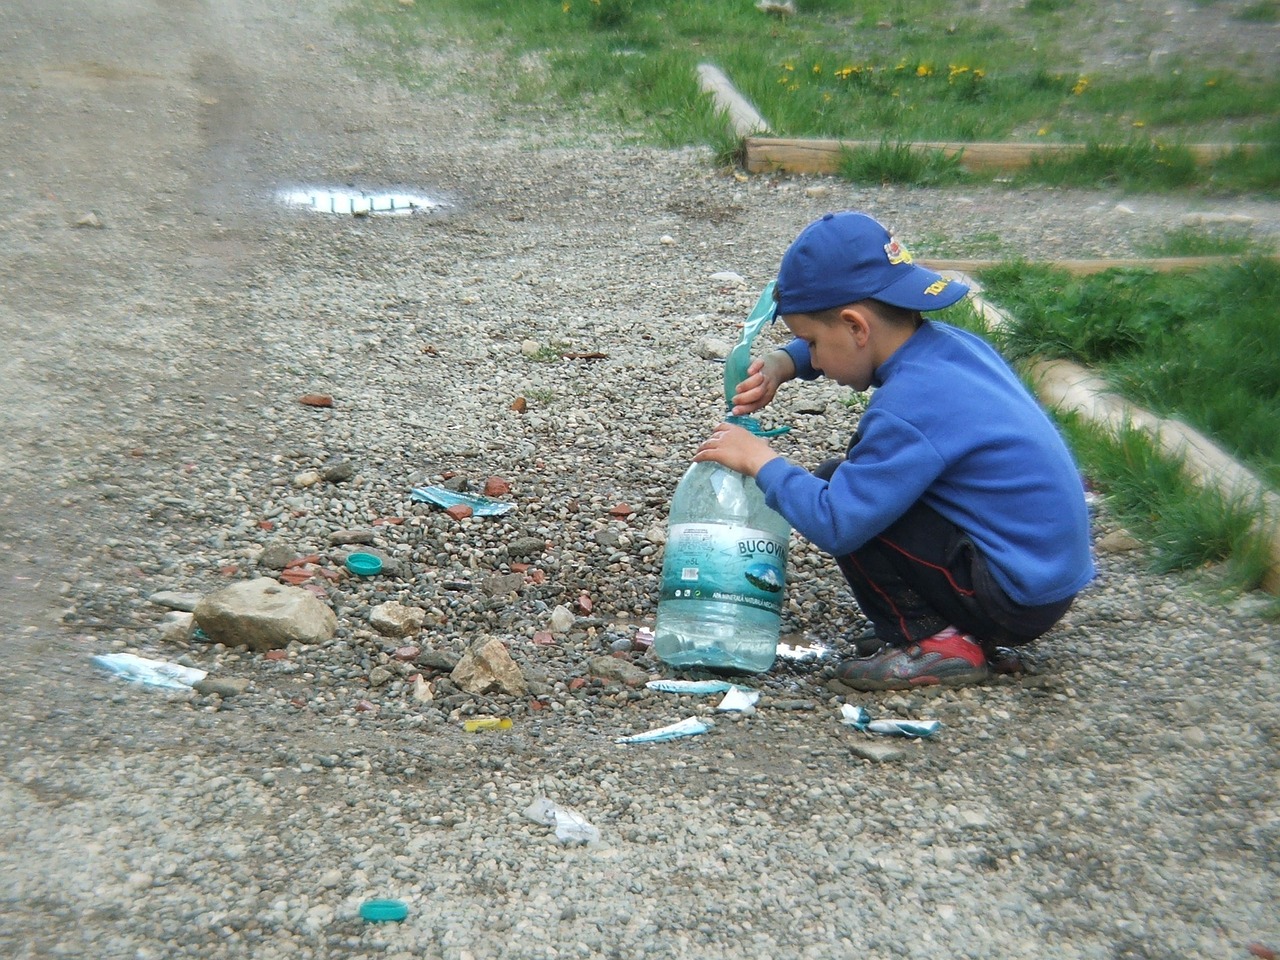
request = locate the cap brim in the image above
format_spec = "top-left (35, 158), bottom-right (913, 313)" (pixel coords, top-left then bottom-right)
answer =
top-left (873, 266), bottom-right (969, 311)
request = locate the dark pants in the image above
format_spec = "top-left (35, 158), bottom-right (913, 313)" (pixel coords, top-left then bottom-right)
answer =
top-left (815, 459), bottom-right (1073, 655)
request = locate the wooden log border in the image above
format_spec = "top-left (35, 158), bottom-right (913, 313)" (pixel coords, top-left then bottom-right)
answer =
top-left (743, 137), bottom-right (1256, 176)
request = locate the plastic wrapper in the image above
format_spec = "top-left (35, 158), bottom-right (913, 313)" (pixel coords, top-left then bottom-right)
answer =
top-left (615, 717), bottom-right (712, 744)
top-left (92, 653), bottom-right (207, 690)
top-left (409, 486), bottom-right (513, 516)
top-left (716, 687), bottom-right (759, 713)
top-left (523, 796), bottom-right (600, 845)
top-left (645, 679), bottom-right (735, 694)
top-left (839, 703), bottom-right (941, 739)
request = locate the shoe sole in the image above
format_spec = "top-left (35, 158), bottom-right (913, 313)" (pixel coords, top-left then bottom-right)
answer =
top-left (834, 667), bottom-right (990, 692)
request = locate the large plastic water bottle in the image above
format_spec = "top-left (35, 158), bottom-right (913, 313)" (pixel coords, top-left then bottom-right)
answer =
top-left (653, 461), bottom-right (790, 673)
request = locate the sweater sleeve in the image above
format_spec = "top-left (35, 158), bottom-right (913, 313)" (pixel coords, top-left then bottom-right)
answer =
top-left (754, 410), bottom-right (945, 555)
top-left (780, 339), bottom-right (820, 381)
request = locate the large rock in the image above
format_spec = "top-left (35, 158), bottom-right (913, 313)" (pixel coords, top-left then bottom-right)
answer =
top-left (369, 601), bottom-right (425, 637)
top-left (193, 577), bottom-right (337, 651)
top-left (450, 637), bottom-right (527, 696)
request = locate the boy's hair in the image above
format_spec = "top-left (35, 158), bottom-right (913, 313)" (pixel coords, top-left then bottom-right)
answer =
top-left (812, 299), bottom-right (922, 328)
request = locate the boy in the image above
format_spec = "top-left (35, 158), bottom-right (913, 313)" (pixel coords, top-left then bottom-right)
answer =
top-left (693, 211), bottom-right (1094, 689)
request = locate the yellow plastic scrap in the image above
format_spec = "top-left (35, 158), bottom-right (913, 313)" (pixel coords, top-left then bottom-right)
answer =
top-left (463, 717), bottom-right (513, 732)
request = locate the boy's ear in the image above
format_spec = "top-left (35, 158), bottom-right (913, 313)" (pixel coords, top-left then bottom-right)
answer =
top-left (840, 304), bottom-right (874, 345)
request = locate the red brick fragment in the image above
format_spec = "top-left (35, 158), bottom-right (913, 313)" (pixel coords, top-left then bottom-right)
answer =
top-left (445, 504), bottom-right (473, 521)
top-left (578, 593), bottom-right (593, 614)
top-left (299, 393), bottom-right (333, 407)
top-left (484, 477), bottom-right (511, 497)
top-left (510, 396), bottom-right (528, 413)
top-left (264, 650), bottom-right (288, 661)
top-left (285, 554), bottom-right (322, 569)
top-left (609, 503), bottom-right (634, 517)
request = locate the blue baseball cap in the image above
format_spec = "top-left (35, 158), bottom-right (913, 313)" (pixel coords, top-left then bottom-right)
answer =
top-left (776, 212), bottom-right (969, 314)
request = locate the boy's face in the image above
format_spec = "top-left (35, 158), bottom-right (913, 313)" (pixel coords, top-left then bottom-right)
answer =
top-left (783, 308), bottom-right (875, 391)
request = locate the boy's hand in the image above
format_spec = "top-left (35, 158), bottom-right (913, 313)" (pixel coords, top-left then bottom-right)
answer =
top-left (730, 350), bottom-right (795, 416)
top-left (693, 423), bottom-right (779, 477)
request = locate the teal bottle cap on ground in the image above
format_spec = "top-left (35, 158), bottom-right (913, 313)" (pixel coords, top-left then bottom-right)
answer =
top-left (359, 899), bottom-right (408, 922)
top-left (345, 552), bottom-right (383, 577)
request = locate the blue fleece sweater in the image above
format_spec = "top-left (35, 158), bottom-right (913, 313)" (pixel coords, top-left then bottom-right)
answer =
top-left (755, 320), bottom-right (1095, 606)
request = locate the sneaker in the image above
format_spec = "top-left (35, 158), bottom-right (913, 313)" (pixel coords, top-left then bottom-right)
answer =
top-left (851, 628), bottom-right (885, 657)
top-left (834, 626), bottom-right (989, 691)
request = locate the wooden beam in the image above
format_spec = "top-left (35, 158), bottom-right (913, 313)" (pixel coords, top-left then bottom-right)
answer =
top-left (744, 136), bottom-right (1256, 176)
top-left (697, 63), bottom-right (770, 138)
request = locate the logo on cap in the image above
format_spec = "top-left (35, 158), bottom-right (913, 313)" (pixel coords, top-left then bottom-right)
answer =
top-left (884, 238), bottom-right (913, 265)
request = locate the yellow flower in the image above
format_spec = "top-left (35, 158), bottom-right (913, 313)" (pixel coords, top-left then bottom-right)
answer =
top-left (835, 66), bottom-right (854, 80)
top-left (781, 62), bottom-right (794, 72)
top-left (562, 1), bottom-right (570, 10)
top-left (812, 63), bottom-right (822, 75)
top-left (1072, 76), bottom-right (1089, 95)
top-left (1037, 127), bottom-right (1049, 136)
top-left (1133, 120), bottom-right (1145, 128)
top-left (916, 64), bottom-right (933, 78)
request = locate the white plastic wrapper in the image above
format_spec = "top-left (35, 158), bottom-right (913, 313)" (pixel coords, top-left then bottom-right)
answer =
top-left (523, 796), bottom-right (600, 845)
top-left (716, 687), bottom-right (760, 714)
top-left (92, 653), bottom-right (207, 690)
top-left (615, 717), bottom-right (712, 744)
top-left (839, 703), bottom-right (941, 738)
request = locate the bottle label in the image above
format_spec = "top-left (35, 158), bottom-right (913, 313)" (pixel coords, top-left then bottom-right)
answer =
top-left (660, 523), bottom-right (786, 614)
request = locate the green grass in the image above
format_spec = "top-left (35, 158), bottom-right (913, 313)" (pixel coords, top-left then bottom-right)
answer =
top-left (344, 0), bottom-right (1280, 190)
top-left (975, 258), bottom-right (1280, 490)
top-left (1059, 415), bottom-right (1274, 593)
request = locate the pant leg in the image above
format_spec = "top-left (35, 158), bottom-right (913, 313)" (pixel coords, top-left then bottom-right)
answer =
top-left (814, 460), bottom-right (1072, 652)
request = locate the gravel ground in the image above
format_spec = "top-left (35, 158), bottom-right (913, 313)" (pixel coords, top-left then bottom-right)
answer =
top-left (1, 1), bottom-right (1278, 959)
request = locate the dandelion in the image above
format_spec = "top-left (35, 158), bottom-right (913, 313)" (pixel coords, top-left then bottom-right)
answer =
top-left (812, 63), bottom-right (822, 75)
top-left (835, 66), bottom-right (854, 80)
top-left (916, 63), bottom-right (933, 78)
top-left (562, 1), bottom-right (570, 10)
top-left (1072, 76), bottom-right (1089, 95)
top-left (1133, 119), bottom-right (1145, 128)
top-left (1205, 78), bottom-right (1218, 87)
top-left (781, 61), bottom-right (795, 72)
top-left (974, 69), bottom-right (985, 80)
top-left (1037, 126), bottom-right (1049, 136)
top-left (948, 64), bottom-right (970, 83)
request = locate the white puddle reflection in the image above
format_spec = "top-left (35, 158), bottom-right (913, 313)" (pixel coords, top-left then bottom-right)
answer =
top-left (276, 187), bottom-right (444, 216)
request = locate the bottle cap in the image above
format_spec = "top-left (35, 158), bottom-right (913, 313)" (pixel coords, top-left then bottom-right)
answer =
top-left (359, 899), bottom-right (409, 922)
top-left (345, 552), bottom-right (383, 577)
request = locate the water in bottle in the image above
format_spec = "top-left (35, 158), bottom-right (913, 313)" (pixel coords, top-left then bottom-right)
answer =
top-left (653, 461), bottom-right (790, 674)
